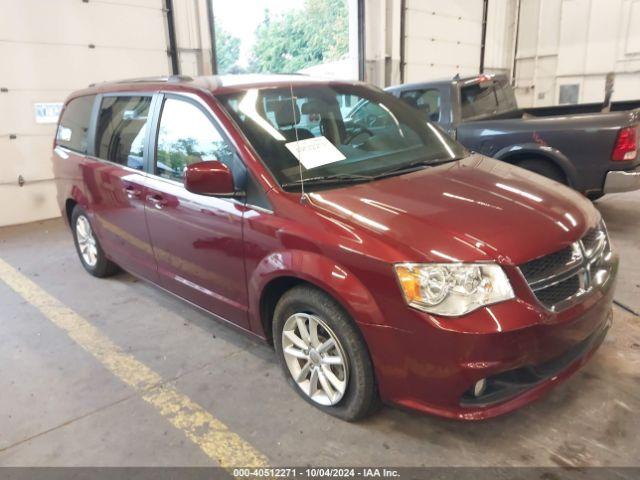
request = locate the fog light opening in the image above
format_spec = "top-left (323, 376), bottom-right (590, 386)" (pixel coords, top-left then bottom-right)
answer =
top-left (473, 378), bottom-right (487, 397)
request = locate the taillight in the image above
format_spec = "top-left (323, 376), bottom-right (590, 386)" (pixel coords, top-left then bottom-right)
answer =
top-left (612, 126), bottom-right (638, 161)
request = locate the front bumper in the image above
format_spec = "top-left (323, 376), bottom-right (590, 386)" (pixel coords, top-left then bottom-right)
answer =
top-left (459, 312), bottom-right (611, 408)
top-left (603, 164), bottom-right (640, 193)
top-left (359, 256), bottom-right (618, 420)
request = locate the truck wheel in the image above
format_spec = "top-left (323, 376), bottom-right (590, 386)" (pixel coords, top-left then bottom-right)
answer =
top-left (516, 158), bottom-right (567, 185)
top-left (273, 285), bottom-right (379, 421)
top-left (71, 206), bottom-right (119, 278)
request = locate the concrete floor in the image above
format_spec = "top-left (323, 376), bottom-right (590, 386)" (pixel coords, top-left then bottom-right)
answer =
top-left (0, 191), bottom-right (639, 468)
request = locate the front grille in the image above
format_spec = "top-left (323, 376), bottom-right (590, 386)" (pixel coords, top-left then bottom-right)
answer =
top-left (581, 228), bottom-right (600, 253)
top-left (534, 275), bottom-right (582, 308)
top-left (519, 222), bottom-right (613, 311)
top-left (581, 227), bottom-right (606, 257)
top-left (520, 245), bottom-right (575, 285)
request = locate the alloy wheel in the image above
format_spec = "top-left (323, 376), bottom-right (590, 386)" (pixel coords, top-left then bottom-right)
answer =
top-left (76, 215), bottom-right (98, 267)
top-left (281, 312), bottom-right (349, 406)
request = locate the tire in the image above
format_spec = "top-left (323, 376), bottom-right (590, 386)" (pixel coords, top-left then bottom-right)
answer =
top-left (516, 158), bottom-right (567, 184)
top-left (71, 205), bottom-right (119, 278)
top-left (273, 285), bottom-right (379, 421)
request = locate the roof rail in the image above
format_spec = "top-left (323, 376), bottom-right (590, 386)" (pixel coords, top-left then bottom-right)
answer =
top-left (268, 72), bottom-right (307, 76)
top-left (167, 75), bottom-right (194, 82)
top-left (88, 75), bottom-right (194, 88)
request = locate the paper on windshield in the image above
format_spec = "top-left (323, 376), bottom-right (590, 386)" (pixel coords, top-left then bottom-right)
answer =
top-left (285, 136), bottom-right (346, 170)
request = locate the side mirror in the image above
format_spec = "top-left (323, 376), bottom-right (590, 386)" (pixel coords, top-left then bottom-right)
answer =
top-left (184, 160), bottom-right (239, 197)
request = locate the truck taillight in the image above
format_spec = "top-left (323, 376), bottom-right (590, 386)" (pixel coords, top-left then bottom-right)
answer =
top-left (611, 126), bottom-right (638, 161)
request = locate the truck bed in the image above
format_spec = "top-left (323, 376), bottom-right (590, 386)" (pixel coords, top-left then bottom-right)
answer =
top-left (487, 100), bottom-right (640, 120)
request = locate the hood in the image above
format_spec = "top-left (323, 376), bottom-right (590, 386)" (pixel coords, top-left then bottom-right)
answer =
top-left (308, 155), bottom-right (599, 265)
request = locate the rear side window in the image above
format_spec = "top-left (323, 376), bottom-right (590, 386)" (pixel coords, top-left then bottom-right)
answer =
top-left (399, 89), bottom-right (442, 122)
top-left (460, 83), bottom-right (498, 119)
top-left (56, 95), bottom-right (95, 154)
top-left (493, 76), bottom-right (518, 111)
top-left (94, 96), bottom-right (152, 169)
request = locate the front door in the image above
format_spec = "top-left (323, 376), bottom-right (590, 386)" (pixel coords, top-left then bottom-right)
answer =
top-left (144, 95), bottom-right (249, 328)
top-left (89, 94), bottom-right (157, 282)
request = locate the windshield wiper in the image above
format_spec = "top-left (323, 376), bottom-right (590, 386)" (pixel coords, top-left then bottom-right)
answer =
top-left (280, 156), bottom-right (464, 189)
top-left (282, 173), bottom-right (374, 189)
top-left (374, 156), bottom-right (465, 179)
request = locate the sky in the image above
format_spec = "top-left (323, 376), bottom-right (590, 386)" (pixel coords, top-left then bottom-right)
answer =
top-left (210, 0), bottom-right (301, 67)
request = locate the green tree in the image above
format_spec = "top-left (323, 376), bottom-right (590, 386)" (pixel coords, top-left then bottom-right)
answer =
top-left (215, 24), bottom-right (241, 73)
top-left (249, 0), bottom-right (349, 73)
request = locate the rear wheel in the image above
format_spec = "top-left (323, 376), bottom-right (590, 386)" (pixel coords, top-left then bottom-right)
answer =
top-left (71, 206), bottom-right (119, 277)
top-left (273, 285), bottom-right (378, 421)
top-left (516, 158), bottom-right (567, 184)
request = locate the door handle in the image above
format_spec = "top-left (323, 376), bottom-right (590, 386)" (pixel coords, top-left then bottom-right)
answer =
top-left (147, 194), bottom-right (167, 209)
top-left (124, 185), bottom-right (141, 199)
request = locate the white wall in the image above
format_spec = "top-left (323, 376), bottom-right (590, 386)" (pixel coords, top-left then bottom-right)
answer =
top-left (362, 0), bottom-right (516, 87)
top-left (0, 0), bottom-right (212, 227)
top-left (403, 0), bottom-right (485, 81)
top-left (364, 0), bottom-right (403, 87)
top-left (366, 0), bottom-right (640, 107)
top-left (398, 0), bottom-right (516, 83)
top-left (484, 0), bottom-right (519, 76)
top-left (173, 0), bottom-right (215, 76)
top-left (514, 0), bottom-right (640, 107)
top-left (0, 0), bottom-right (170, 227)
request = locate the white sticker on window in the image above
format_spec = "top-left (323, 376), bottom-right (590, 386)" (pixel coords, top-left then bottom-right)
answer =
top-left (285, 136), bottom-right (346, 170)
top-left (57, 126), bottom-right (72, 142)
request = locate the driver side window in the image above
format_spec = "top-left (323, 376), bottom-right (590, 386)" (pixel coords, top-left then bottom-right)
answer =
top-left (155, 98), bottom-right (235, 182)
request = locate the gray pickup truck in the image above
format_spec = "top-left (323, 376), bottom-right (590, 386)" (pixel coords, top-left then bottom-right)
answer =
top-left (386, 74), bottom-right (640, 199)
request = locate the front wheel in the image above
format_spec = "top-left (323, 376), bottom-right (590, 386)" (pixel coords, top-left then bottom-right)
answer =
top-left (71, 206), bottom-right (119, 277)
top-left (273, 285), bottom-right (378, 421)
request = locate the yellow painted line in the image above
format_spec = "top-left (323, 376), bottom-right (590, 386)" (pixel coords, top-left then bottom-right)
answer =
top-left (0, 257), bottom-right (269, 471)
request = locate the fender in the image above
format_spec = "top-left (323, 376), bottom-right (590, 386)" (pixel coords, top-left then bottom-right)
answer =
top-left (52, 146), bottom-right (92, 227)
top-left (61, 183), bottom-right (92, 228)
top-left (70, 184), bottom-right (91, 210)
top-left (247, 249), bottom-right (387, 337)
top-left (494, 143), bottom-right (578, 188)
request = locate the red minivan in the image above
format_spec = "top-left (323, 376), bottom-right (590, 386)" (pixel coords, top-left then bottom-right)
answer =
top-left (52, 75), bottom-right (618, 421)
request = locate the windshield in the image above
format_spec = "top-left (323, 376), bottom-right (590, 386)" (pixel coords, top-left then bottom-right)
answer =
top-left (219, 83), bottom-right (466, 189)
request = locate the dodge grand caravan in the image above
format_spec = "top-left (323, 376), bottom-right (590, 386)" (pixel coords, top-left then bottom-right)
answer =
top-left (52, 75), bottom-right (618, 421)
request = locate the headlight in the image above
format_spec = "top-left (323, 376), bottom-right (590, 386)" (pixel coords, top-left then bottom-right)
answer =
top-left (394, 263), bottom-right (515, 316)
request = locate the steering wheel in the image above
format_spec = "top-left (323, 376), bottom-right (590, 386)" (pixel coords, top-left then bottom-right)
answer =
top-left (343, 127), bottom-right (374, 145)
